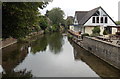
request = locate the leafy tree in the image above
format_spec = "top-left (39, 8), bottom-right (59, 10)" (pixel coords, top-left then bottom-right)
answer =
top-left (39, 16), bottom-right (49, 31)
top-left (46, 7), bottom-right (65, 26)
top-left (65, 16), bottom-right (74, 27)
top-left (2, 2), bottom-right (48, 38)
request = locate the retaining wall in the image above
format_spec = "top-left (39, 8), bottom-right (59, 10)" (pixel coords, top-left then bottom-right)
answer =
top-left (82, 37), bottom-right (120, 70)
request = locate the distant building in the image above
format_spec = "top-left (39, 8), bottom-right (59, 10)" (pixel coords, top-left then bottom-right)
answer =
top-left (72, 6), bottom-right (117, 35)
top-left (118, 1), bottom-right (120, 21)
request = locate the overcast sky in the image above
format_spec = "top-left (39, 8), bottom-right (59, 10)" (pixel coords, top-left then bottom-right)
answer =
top-left (40, 0), bottom-right (120, 21)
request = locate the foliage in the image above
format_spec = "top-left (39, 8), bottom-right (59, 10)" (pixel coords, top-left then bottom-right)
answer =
top-left (116, 21), bottom-right (120, 25)
top-left (90, 33), bottom-right (100, 37)
top-left (2, 2), bottom-right (48, 38)
top-left (47, 32), bottom-right (64, 54)
top-left (103, 29), bottom-right (108, 35)
top-left (45, 25), bottom-right (59, 33)
top-left (81, 33), bottom-right (89, 39)
top-left (68, 34), bottom-right (73, 39)
top-left (65, 16), bottom-right (74, 28)
top-left (51, 24), bottom-right (58, 32)
top-left (39, 16), bottom-right (49, 31)
top-left (31, 36), bottom-right (48, 54)
top-left (46, 7), bottom-right (65, 26)
top-left (92, 27), bottom-right (100, 35)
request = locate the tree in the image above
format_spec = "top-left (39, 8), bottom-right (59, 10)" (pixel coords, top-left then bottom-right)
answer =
top-left (65, 16), bottom-right (74, 27)
top-left (46, 7), bottom-right (65, 26)
top-left (39, 16), bottom-right (49, 31)
top-left (2, 2), bottom-right (48, 38)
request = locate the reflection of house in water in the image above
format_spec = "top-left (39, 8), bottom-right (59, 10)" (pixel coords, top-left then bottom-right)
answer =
top-left (69, 38), bottom-right (120, 77)
top-left (2, 43), bottom-right (29, 75)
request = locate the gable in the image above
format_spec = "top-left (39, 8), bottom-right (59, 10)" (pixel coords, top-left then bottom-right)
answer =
top-left (74, 7), bottom-right (100, 25)
top-left (84, 7), bottom-right (117, 26)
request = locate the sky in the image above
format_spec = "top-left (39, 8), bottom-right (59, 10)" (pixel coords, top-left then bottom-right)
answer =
top-left (40, 0), bottom-right (120, 21)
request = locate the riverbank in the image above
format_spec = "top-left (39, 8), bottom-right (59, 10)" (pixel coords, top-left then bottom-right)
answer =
top-left (68, 30), bottom-right (120, 70)
top-left (1, 31), bottom-right (44, 49)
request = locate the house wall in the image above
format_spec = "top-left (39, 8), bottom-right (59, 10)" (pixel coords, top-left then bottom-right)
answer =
top-left (84, 16), bottom-right (116, 26)
top-left (74, 26), bottom-right (80, 32)
top-left (84, 26), bottom-right (105, 35)
top-left (112, 28), bottom-right (117, 34)
top-left (85, 27), bottom-right (94, 35)
top-left (100, 26), bottom-right (105, 35)
top-left (84, 8), bottom-right (116, 26)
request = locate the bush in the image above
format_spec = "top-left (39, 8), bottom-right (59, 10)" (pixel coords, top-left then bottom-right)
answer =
top-left (103, 30), bottom-right (108, 35)
top-left (81, 33), bottom-right (89, 39)
top-left (90, 33), bottom-right (100, 37)
top-left (68, 34), bottom-right (73, 39)
top-left (92, 27), bottom-right (100, 35)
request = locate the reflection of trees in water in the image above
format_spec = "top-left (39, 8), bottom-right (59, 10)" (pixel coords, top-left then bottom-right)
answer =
top-left (2, 44), bottom-right (29, 76)
top-left (48, 33), bottom-right (64, 54)
top-left (31, 36), bottom-right (48, 54)
top-left (30, 32), bottom-right (64, 54)
top-left (2, 69), bottom-right (32, 78)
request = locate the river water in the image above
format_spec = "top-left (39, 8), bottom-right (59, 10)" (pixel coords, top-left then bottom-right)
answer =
top-left (2, 33), bottom-right (120, 77)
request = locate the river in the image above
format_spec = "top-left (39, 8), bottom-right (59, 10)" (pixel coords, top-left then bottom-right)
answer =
top-left (2, 33), bottom-right (120, 78)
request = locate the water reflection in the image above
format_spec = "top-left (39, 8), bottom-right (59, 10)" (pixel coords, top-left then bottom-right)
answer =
top-left (2, 69), bottom-right (32, 78)
top-left (2, 33), bottom-right (120, 77)
top-left (2, 43), bottom-right (32, 77)
top-left (69, 38), bottom-right (120, 77)
top-left (47, 33), bottom-right (64, 54)
top-left (31, 35), bottom-right (48, 54)
top-left (30, 33), bottom-right (64, 54)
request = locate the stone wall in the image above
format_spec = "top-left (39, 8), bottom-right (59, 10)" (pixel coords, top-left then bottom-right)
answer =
top-left (0, 37), bottom-right (17, 49)
top-left (82, 36), bottom-right (120, 70)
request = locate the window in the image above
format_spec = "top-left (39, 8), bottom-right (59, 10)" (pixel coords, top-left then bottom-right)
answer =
top-left (92, 17), bottom-right (95, 23)
top-left (101, 17), bottom-right (103, 23)
top-left (105, 17), bottom-right (108, 23)
top-left (96, 17), bottom-right (99, 23)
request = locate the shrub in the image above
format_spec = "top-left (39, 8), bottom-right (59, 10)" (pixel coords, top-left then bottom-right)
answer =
top-left (68, 34), bottom-right (73, 39)
top-left (92, 27), bottom-right (100, 35)
top-left (103, 30), bottom-right (108, 35)
top-left (90, 33), bottom-right (100, 37)
top-left (81, 33), bottom-right (89, 39)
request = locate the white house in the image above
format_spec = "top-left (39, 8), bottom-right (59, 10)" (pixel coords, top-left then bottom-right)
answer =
top-left (73, 6), bottom-right (117, 35)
